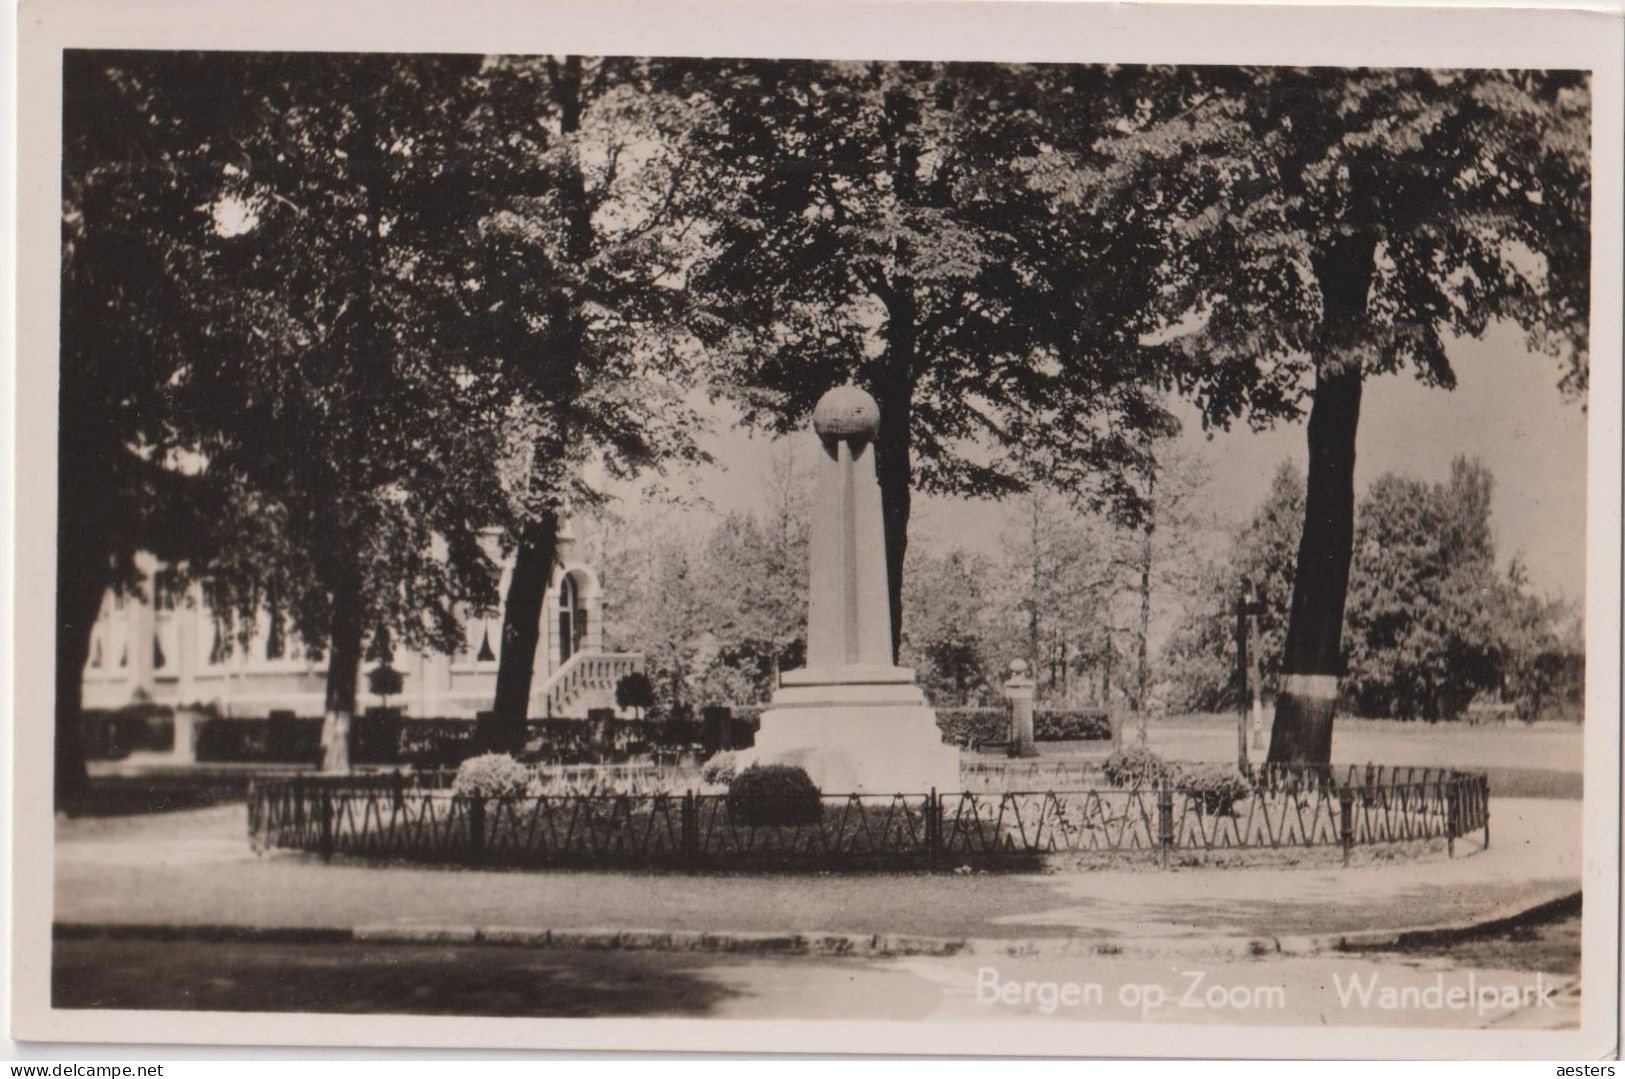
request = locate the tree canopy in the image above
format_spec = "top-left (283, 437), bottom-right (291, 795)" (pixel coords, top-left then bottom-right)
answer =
top-left (688, 60), bottom-right (1196, 656)
top-left (1038, 67), bottom-right (1590, 760)
top-left (1165, 457), bottom-right (1582, 723)
top-left (56, 58), bottom-right (1591, 787)
top-left (58, 51), bottom-right (240, 801)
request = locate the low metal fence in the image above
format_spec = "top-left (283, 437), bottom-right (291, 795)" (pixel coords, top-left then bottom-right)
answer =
top-left (248, 767), bottom-right (1488, 869)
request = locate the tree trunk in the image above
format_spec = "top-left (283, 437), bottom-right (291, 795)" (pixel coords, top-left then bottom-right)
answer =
top-left (1135, 520), bottom-right (1153, 744)
top-left (480, 59), bottom-right (588, 754)
top-left (1266, 234), bottom-right (1375, 765)
top-left (321, 570), bottom-right (364, 773)
top-left (874, 285), bottom-right (917, 664)
top-left (1028, 500), bottom-right (1042, 680)
top-left (54, 527), bottom-right (107, 810)
top-left (489, 511), bottom-right (559, 753)
top-left (1103, 629), bottom-right (1118, 749)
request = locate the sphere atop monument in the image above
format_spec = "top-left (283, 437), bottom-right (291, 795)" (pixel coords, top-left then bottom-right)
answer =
top-left (812, 385), bottom-right (881, 443)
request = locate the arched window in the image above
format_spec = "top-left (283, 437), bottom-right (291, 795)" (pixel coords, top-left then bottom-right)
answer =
top-left (557, 575), bottom-right (582, 666)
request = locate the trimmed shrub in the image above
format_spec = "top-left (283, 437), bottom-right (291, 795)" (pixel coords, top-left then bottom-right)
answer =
top-left (1033, 709), bottom-right (1111, 741)
top-left (81, 704), bottom-right (175, 759)
top-left (701, 750), bottom-right (742, 786)
top-left (351, 709), bottom-right (404, 764)
top-left (402, 719), bottom-right (477, 768)
top-left (615, 671), bottom-right (656, 715)
top-left (700, 704), bottom-right (733, 752)
top-left (937, 707), bottom-right (1112, 746)
top-left (265, 711), bottom-right (323, 763)
top-left (452, 752), bottom-right (531, 800)
top-left (730, 708), bottom-right (762, 749)
top-left (656, 717), bottom-right (703, 748)
top-left (366, 664), bottom-right (403, 700)
top-left (1178, 764), bottom-right (1253, 816)
top-left (1102, 745), bottom-right (1177, 788)
top-left (587, 708), bottom-right (617, 750)
top-left (726, 764), bottom-right (823, 827)
top-left (195, 715), bottom-right (322, 763)
top-left (935, 708), bottom-right (1008, 747)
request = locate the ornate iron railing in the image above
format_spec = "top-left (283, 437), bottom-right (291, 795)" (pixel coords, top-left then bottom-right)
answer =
top-left (248, 767), bottom-right (1488, 869)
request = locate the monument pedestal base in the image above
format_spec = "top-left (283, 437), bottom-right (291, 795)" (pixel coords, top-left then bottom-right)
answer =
top-left (750, 672), bottom-right (960, 795)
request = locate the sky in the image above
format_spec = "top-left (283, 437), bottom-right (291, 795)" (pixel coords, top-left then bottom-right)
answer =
top-left (610, 320), bottom-right (1588, 602)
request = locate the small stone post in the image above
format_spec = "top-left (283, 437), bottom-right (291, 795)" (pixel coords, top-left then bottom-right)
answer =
top-left (1234, 592), bottom-right (1250, 773)
top-left (1338, 785), bottom-right (1355, 867)
top-left (1004, 660), bottom-right (1038, 759)
top-left (170, 707), bottom-right (202, 764)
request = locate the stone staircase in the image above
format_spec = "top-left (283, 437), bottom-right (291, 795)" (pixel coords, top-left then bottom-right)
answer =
top-left (534, 652), bottom-right (645, 719)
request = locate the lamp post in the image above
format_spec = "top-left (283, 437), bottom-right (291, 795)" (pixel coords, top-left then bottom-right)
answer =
top-left (1235, 580), bottom-right (1267, 771)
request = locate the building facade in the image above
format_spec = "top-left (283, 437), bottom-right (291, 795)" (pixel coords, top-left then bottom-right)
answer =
top-left (81, 525), bottom-right (642, 720)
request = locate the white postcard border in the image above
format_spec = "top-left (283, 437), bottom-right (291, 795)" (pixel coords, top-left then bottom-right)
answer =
top-left (9, 0), bottom-right (1622, 1059)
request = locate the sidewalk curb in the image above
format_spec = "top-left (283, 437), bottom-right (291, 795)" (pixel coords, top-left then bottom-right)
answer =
top-left (53, 922), bottom-right (967, 958)
top-left (963, 887), bottom-right (1582, 961)
top-left (52, 888), bottom-right (1578, 962)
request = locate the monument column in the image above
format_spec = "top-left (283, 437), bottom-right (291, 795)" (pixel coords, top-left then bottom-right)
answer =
top-left (748, 386), bottom-right (960, 794)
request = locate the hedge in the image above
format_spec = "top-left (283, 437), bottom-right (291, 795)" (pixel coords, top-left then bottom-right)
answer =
top-left (198, 713), bottom-right (323, 764)
top-left (1034, 709), bottom-right (1112, 741)
top-left (87, 700), bottom-right (1138, 764)
top-left (934, 708), bottom-right (1008, 747)
top-left (934, 707), bottom-right (1111, 747)
top-left (81, 706), bottom-right (175, 759)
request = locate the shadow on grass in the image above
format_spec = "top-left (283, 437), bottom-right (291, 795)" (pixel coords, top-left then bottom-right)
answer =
top-left (64, 776), bottom-right (253, 818)
top-left (53, 937), bottom-right (743, 1018)
top-left (1338, 891), bottom-right (1583, 976)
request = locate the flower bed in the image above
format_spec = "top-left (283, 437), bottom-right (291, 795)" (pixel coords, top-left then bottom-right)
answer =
top-left (248, 765), bottom-right (1489, 871)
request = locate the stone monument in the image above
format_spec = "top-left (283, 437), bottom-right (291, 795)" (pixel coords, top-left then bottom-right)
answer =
top-left (749, 385), bottom-right (961, 794)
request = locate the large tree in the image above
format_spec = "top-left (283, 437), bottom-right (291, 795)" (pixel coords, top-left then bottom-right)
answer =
top-left (693, 449), bottom-right (811, 699)
top-left (164, 53), bottom-right (522, 770)
top-left (1344, 458), bottom-right (1507, 722)
top-left (58, 52), bottom-right (232, 805)
top-left (996, 488), bottom-right (1114, 703)
top-left (1050, 67), bottom-right (1590, 762)
top-left (903, 546), bottom-right (1000, 706)
top-left (690, 61), bottom-right (1189, 659)
top-left (469, 56), bottom-right (711, 752)
top-left (1108, 436), bottom-right (1215, 734)
top-left (1162, 462), bottom-right (1303, 714)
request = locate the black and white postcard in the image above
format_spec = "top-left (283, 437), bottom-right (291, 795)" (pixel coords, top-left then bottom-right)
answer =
top-left (8, 0), bottom-right (1623, 1060)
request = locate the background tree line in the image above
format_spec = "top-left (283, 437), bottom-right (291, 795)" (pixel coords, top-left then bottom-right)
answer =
top-left (600, 442), bottom-right (1582, 730)
top-left (1162, 457), bottom-right (1583, 723)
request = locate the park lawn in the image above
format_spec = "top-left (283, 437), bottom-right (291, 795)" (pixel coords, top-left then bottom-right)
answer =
top-left (1026, 713), bottom-right (1583, 779)
top-left (63, 713), bottom-right (1583, 824)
